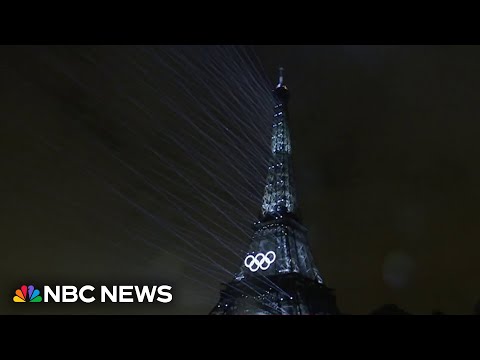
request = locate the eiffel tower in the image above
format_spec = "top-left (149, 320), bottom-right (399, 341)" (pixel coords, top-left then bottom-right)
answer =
top-left (210, 68), bottom-right (339, 315)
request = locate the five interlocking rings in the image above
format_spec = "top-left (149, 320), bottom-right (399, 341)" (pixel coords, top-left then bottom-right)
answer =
top-left (244, 251), bottom-right (276, 272)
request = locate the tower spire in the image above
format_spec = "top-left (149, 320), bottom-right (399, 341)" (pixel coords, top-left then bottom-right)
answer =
top-left (261, 66), bottom-right (295, 218)
top-left (277, 67), bottom-right (285, 88)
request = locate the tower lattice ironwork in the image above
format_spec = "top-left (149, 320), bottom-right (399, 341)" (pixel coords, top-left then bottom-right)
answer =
top-left (210, 69), bottom-right (339, 315)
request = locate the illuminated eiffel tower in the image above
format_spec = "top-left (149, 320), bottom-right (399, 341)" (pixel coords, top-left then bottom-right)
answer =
top-left (210, 68), bottom-right (339, 315)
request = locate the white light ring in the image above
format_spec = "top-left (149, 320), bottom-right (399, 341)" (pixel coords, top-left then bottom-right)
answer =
top-left (244, 255), bottom-right (255, 267)
top-left (265, 251), bottom-right (276, 262)
top-left (259, 262), bottom-right (270, 271)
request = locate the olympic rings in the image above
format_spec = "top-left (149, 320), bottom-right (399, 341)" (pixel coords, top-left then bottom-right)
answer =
top-left (244, 251), bottom-right (276, 272)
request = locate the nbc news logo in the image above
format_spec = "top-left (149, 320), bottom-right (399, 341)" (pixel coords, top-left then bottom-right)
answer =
top-left (13, 285), bottom-right (42, 303)
top-left (13, 284), bottom-right (172, 303)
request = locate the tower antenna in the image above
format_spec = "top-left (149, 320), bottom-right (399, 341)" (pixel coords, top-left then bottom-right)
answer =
top-left (277, 67), bottom-right (285, 88)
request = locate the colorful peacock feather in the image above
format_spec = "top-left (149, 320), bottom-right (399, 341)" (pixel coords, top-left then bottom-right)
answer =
top-left (13, 285), bottom-right (42, 302)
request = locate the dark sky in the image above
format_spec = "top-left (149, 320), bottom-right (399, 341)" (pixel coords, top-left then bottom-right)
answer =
top-left (1, 45), bottom-right (479, 315)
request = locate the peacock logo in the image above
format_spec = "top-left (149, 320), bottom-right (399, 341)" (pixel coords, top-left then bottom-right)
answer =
top-left (13, 285), bottom-right (43, 303)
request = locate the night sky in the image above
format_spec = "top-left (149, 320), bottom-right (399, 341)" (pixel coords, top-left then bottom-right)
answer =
top-left (1, 45), bottom-right (479, 315)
